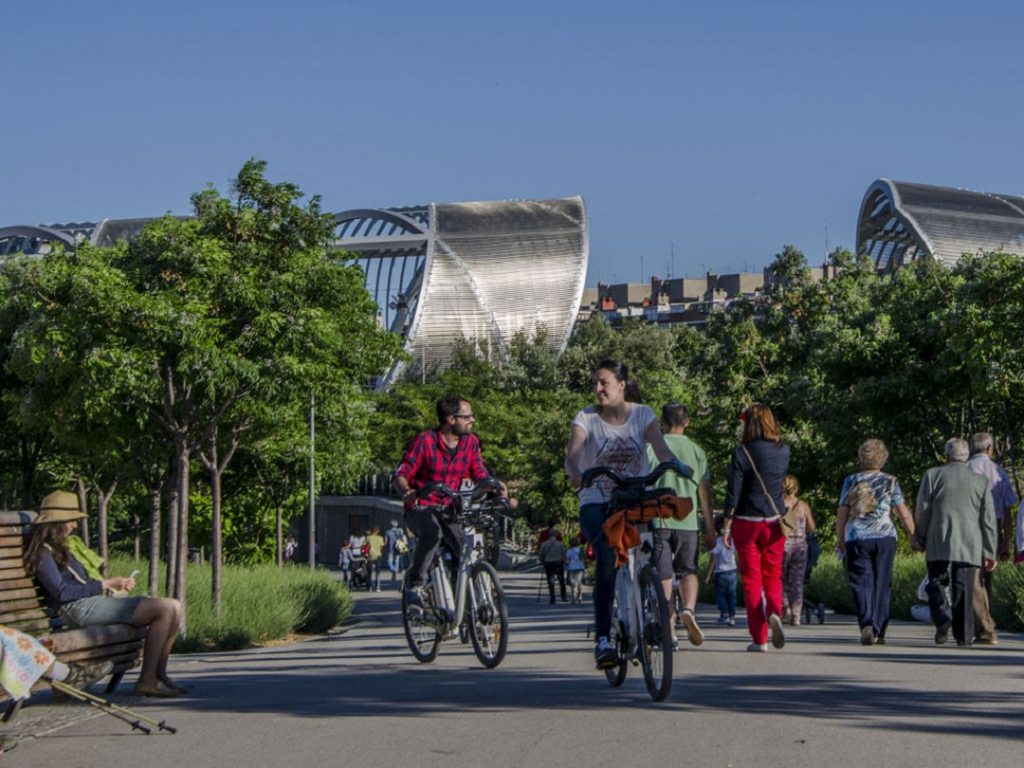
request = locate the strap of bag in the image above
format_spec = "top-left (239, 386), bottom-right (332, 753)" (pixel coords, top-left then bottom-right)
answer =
top-left (740, 445), bottom-right (782, 519)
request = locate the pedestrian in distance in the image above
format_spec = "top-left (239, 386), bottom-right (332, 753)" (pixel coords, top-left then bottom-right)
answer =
top-left (538, 522), bottom-right (568, 604)
top-left (966, 432), bottom-right (1016, 644)
top-left (646, 401), bottom-right (715, 648)
top-left (914, 437), bottom-right (997, 646)
top-left (565, 535), bottom-right (586, 604)
top-left (705, 515), bottom-right (738, 626)
top-left (780, 474), bottom-right (816, 626)
top-left (721, 404), bottom-right (790, 653)
top-left (835, 439), bottom-right (915, 645)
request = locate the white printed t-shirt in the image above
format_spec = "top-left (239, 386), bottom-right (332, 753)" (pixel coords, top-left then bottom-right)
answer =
top-left (572, 404), bottom-right (657, 507)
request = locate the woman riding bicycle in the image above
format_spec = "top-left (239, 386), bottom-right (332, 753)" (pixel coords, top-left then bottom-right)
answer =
top-left (564, 359), bottom-right (682, 669)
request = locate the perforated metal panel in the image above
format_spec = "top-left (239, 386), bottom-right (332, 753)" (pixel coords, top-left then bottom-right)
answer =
top-left (857, 179), bottom-right (1024, 270)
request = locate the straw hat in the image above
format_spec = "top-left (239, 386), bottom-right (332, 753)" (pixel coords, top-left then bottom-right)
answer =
top-left (34, 490), bottom-right (86, 524)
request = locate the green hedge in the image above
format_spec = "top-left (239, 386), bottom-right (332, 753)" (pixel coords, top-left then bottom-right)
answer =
top-left (109, 556), bottom-right (352, 652)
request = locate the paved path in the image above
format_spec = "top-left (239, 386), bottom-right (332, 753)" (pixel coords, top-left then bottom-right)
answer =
top-left (8, 570), bottom-right (1024, 767)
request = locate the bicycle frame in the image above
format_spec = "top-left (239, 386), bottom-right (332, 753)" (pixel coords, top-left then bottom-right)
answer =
top-left (428, 522), bottom-right (486, 638)
top-left (615, 529), bottom-right (654, 657)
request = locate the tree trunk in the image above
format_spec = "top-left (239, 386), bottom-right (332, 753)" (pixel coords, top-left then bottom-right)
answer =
top-left (148, 485), bottom-right (161, 596)
top-left (75, 480), bottom-right (91, 547)
top-left (165, 456), bottom-right (179, 597)
top-left (174, 441), bottom-right (190, 635)
top-left (206, 437), bottom-right (223, 616)
top-left (132, 511), bottom-right (140, 561)
top-left (276, 501), bottom-right (283, 567)
top-left (95, 479), bottom-right (117, 577)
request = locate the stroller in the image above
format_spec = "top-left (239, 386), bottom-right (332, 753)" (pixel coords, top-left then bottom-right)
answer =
top-left (349, 556), bottom-right (371, 590)
top-left (800, 531), bottom-right (827, 624)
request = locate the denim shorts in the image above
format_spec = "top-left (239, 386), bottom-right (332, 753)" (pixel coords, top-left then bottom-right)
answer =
top-left (60, 596), bottom-right (143, 628)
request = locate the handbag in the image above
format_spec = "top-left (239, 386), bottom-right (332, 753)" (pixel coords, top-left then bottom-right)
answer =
top-left (740, 444), bottom-right (784, 521)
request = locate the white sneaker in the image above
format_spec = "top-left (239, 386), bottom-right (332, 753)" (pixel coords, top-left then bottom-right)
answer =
top-left (681, 609), bottom-right (705, 646)
top-left (746, 642), bottom-right (768, 652)
top-left (769, 613), bottom-right (786, 649)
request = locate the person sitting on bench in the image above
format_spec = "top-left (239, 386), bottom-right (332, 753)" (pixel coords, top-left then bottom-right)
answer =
top-left (24, 491), bottom-right (185, 698)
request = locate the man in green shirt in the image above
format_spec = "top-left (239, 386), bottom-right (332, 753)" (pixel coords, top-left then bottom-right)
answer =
top-left (647, 403), bottom-right (715, 647)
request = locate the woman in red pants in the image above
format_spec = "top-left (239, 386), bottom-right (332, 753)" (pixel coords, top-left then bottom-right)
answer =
top-left (722, 405), bottom-right (790, 652)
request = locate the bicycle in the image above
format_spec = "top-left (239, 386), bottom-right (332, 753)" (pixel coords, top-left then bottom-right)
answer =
top-left (401, 478), bottom-right (511, 668)
top-left (580, 461), bottom-right (693, 702)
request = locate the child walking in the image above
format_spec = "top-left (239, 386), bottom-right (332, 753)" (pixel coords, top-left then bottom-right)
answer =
top-left (565, 535), bottom-right (586, 604)
top-left (706, 517), bottom-right (738, 625)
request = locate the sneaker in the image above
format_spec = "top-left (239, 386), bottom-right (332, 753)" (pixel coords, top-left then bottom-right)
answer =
top-left (768, 613), bottom-right (786, 649)
top-left (860, 625), bottom-right (876, 646)
top-left (727, 617), bottom-right (736, 627)
top-left (671, 636), bottom-right (680, 651)
top-left (594, 636), bottom-right (619, 669)
top-left (404, 586), bottom-right (425, 609)
top-left (715, 614), bottom-right (729, 625)
top-left (935, 622), bottom-right (951, 645)
top-left (975, 635), bottom-right (999, 646)
top-left (746, 642), bottom-right (768, 652)
top-left (680, 609), bottom-right (705, 646)
top-left (63, 660), bottom-right (114, 691)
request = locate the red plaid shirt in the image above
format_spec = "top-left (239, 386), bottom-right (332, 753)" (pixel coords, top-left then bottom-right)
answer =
top-left (394, 429), bottom-right (489, 508)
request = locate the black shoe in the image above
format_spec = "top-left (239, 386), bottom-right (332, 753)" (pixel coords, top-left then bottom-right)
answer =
top-left (935, 622), bottom-right (951, 645)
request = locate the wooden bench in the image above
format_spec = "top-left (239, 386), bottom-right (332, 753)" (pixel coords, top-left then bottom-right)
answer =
top-left (0, 510), bottom-right (145, 718)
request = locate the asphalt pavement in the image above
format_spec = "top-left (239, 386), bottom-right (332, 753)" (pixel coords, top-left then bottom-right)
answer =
top-left (7, 569), bottom-right (1024, 767)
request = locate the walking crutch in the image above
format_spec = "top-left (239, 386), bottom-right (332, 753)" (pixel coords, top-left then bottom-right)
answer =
top-left (48, 681), bottom-right (178, 734)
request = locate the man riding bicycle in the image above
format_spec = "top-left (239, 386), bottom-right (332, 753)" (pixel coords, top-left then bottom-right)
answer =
top-left (393, 395), bottom-right (507, 609)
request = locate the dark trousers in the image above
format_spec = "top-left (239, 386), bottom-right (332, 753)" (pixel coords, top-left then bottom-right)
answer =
top-left (926, 560), bottom-right (976, 644)
top-left (405, 506), bottom-right (461, 588)
top-left (580, 503), bottom-right (616, 639)
top-left (544, 562), bottom-right (567, 603)
top-left (845, 537), bottom-right (896, 638)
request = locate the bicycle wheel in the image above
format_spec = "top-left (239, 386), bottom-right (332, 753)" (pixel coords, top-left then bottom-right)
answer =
top-left (604, 571), bottom-right (629, 686)
top-left (466, 561), bottom-right (509, 668)
top-left (638, 564), bottom-right (673, 701)
top-left (402, 576), bottom-right (442, 663)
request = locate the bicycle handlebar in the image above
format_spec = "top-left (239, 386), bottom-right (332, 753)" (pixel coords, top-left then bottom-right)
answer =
top-left (410, 478), bottom-right (510, 521)
top-left (579, 460), bottom-right (693, 491)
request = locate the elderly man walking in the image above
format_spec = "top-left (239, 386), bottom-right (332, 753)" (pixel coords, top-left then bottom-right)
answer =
top-left (966, 432), bottom-right (1017, 644)
top-left (914, 438), bottom-right (998, 646)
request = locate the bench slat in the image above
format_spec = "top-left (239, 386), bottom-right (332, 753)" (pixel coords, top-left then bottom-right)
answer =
top-left (0, 599), bottom-right (49, 618)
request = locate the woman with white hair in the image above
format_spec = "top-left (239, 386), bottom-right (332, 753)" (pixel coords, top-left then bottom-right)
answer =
top-left (836, 439), bottom-right (915, 646)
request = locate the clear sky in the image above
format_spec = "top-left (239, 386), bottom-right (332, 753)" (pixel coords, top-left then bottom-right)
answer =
top-left (3, 0), bottom-right (1022, 286)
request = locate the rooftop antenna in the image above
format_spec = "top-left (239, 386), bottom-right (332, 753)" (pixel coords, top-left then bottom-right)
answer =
top-left (670, 241), bottom-right (675, 279)
top-left (640, 254), bottom-right (644, 284)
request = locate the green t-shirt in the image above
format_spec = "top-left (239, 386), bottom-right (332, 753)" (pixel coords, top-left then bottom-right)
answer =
top-left (647, 433), bottom-right (709, 530)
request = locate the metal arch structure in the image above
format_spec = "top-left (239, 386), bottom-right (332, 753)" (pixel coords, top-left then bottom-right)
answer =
top-left (0, 224), bottom-right (81, 256)
top-left (0, 219), bottom-right (154, 257)
top-left (857, 179), bottom-right (1024, 271)
top-left (332, 196), bottom-right (589, 390)
top-left (2, 197), bottom-right (589, 391)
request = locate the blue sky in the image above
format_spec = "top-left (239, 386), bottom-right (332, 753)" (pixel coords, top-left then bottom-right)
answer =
top-left (3, 0), bottom-right (1022, 285)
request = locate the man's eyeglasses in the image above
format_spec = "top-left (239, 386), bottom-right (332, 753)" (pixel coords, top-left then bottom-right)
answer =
top-left (454, 413), bottom-right (475, 421)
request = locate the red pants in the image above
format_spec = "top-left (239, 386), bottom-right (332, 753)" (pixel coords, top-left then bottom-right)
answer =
top-left (732, 517), bottom-right (785, 644)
